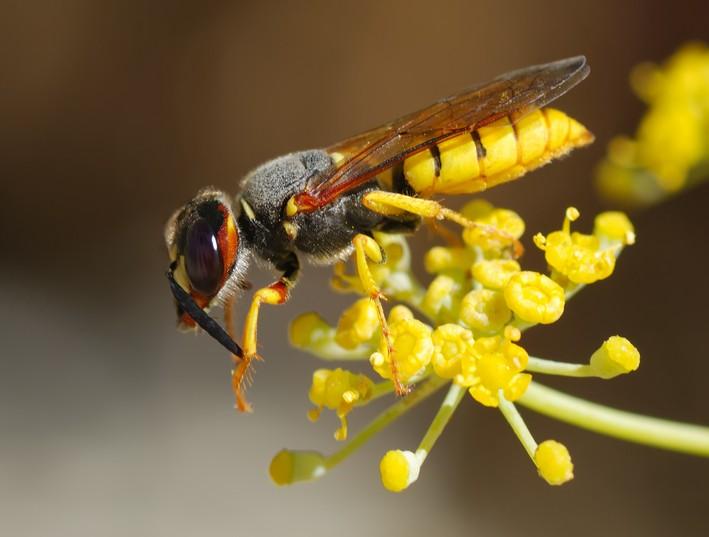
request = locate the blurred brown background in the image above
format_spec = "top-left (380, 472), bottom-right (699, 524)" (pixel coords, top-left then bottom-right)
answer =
top-left (2, 1), bottom-right (708, 536)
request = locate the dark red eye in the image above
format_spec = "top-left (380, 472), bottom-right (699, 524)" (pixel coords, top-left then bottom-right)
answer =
top-left (185, 217), bottom-right (223, 296)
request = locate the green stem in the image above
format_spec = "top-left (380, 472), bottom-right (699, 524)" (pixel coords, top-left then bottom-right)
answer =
top-left (325, 376), bottom-right (448, 469)
top-left (526, 356), bottom-right (595, 377)
top-left (417, 382), bottom-right (466, 457)
top-left (498, 391), bottom-right (537, 460)
top-left (518, 381), bottom-right (709, 457)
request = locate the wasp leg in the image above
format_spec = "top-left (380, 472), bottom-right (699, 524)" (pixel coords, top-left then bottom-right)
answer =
top-left (232, 253), bottom-right (300, 412)
top-left (363, 191), bottom-right (523, 258)
top-left (352, 233), bottom-right (408, 396)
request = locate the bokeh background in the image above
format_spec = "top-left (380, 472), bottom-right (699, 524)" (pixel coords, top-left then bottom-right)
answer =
top-left (2, 1), bottom-right (708, 536)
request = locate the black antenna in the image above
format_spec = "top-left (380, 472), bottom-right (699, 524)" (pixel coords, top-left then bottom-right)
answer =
top-left (166, 267), bottom-right (244, 359)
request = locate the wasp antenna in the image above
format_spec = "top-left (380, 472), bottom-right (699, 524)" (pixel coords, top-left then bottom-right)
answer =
top-left (166, 268), bottom-right (244, 360)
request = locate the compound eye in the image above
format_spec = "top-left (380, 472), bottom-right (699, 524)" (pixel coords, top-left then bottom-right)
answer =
top-left (184, 217), bottom-right (223, 296)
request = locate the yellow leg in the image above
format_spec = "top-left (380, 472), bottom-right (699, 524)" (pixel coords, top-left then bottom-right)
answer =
top-left (363, 191), bottom-right (523, 257)
top-left (352, 234), bottom-right (408, 396)
top-left (231, 281), bottom-right (290, 412)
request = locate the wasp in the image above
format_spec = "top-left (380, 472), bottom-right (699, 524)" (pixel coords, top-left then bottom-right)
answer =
top-left (165, 56), bottom-right (593, 411)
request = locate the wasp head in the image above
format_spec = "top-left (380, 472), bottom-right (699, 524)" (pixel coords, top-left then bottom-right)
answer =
top-left (164, 188), bottom-right (249, 337)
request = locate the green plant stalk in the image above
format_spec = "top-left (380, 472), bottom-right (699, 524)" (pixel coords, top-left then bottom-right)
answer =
top-left (518, 381), bottom-right (709, 457)
top-left (325, 376), bottom-right (449, 469)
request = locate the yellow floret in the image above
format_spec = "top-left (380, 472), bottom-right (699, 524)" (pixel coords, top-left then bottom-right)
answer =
top-left (589, 336), bottom-right (641, 379)
top-left (504, 271), bottom-right (565, 324)
top-left (421, 274), bottom-right (465, 324)
top-left (459, 289), bottom-right (512, 335)
top-left (535, 440), bottom-right (574, 485)
top-left (462, 208), bottom-right (525, 251)
top-left (463, 335), bottom-right (531, 406)
top-left (308, 368), bottom-right (374, 440)
top-left (472, 259), bottom-right (521, 289)
top-left (289, 312), bottom-right (330, 349)
top-left (269, 449), bottom-right (327, 486)
top-left (594, 211), bottom-right (636, 245)
top-left (544, 230), bottom-right (617, 284)
top-left (431, 324), bottom-right (474, 379)
top-left (370, 316), bottom-right (433, 382)
top-left (379, 450), bottom-right (421, 492)
top-left (424, 246), bottom-right (477, 274)
top-left (335, 298), bottom-right (380, 349)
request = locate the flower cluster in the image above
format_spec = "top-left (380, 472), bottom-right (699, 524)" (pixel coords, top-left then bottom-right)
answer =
top-left (272, 200), bottom-right (708, 492)
top-left (596, 42), bottom-right (709, 206)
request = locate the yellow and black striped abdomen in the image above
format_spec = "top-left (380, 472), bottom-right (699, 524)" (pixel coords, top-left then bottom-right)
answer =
top-left (402, 107), bottom-right (593, 196)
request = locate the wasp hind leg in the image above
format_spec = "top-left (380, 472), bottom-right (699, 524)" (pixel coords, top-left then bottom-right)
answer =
top-left (231, 253), bottom-right (299, 412)
top-left (363, 191), bottom-right (523, 257)
top-left (352, 233), bottom-right (408, 396)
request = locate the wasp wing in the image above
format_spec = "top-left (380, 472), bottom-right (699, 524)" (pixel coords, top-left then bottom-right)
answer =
top-left (295, 56), bottom-right (589, 210)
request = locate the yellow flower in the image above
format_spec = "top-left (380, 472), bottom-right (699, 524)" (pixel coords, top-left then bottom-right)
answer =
top-left (335, 298), bottom-right (380, 349)
top-left (535, 440), bottom-right (574, 485)
top-left (460, 200), bottom-right (525, 252)
top-left (370, 313), bottom-right (433, 382)
top-left (459, 288), bottom-right (512, 335)
top-left (461, 335), bottom-right (531, 406)
top-left (596, 42), bottom-right (709, 205)
top-left (289, 312), bottom-right (330, 349)
top-left (269, 449), bottom-right (327, 486)
top-left (431, 324), bottom-right (474, 379)
top-left (504, 271), bottom-right (565, 324)
top-left (472, 259), bottom-right (521, 289)
top-left (537, 208), bottom-right (617, 285)
top-left (424, 246), bottom-right (477, 274)
top-left (589, 336), bottom-right (640, 379)
top-left (308, 368), bottom-right (374, 440)
top-left (421, 274), bottom-right (466, 324)
top-left (379, 450), bottom-right (421, 492)
top-left (594, 211), bottom-right (636, 245)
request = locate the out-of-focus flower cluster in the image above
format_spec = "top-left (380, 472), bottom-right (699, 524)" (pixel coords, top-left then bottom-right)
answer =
top-left (596, 42), bottom-right (709, 206)
top-left (272, 200), bottom-right (646, 492)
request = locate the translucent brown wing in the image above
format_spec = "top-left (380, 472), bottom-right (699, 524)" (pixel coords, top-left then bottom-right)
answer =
top-left (293, 56), bottom-right (589, 211)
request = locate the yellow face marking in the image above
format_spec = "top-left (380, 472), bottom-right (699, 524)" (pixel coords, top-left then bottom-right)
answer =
top-left (437, 133), bottom-right (481, 192)
top-left (403, 149), bottom-right (437, 192)
top-left (478, 117), bottom-right (518, 177)
top-left (511, 108), bottom-right (548, 164)
top-left (241, 199), bottom-right (256, 220)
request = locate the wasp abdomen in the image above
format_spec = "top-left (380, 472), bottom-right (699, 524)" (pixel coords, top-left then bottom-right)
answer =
top-left (402, 107), bottom-right (593, 196)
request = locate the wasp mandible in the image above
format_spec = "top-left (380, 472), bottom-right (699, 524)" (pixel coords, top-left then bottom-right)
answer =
top-left (165, 56), bottom-right (593, 411)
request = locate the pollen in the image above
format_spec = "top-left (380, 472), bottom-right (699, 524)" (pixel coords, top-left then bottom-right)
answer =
top-left (335, 298), bottom-right (380, 349)
top-left (535, 440), bottom-right (574, 485)
top-left (589, 336), bottom-right (641, 379)
top-left (431, 324), bottom-right (474, 379)
top-left (504, 271), bottom-right (565, 324)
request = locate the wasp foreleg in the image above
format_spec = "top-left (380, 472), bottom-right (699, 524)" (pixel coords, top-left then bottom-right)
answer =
top-left (363, 191), bottom-right (523, 258)
top-left (352, 233), bottom-right (408, 396)
top-left (232, 253), bottom-right (300, 412)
